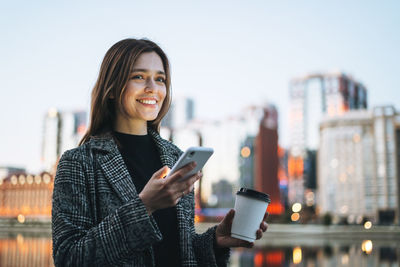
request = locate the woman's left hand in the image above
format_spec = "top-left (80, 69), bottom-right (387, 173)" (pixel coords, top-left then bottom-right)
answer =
top-left (215, 209), bottom-right (269, 248)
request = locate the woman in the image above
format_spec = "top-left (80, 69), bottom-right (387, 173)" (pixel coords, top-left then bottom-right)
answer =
top-left (52, 38), bottom-right (268, 267)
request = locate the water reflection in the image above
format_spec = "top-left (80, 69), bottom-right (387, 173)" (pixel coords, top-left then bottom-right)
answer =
top-left (0, 234), bottom-right (53, 267)
top-left (230, 241), bottom-right (399, 267)
top-left (0, 233), bottom-right (398, 267)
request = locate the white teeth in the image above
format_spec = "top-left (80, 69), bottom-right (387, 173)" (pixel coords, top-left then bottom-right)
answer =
top-left (138, 99), bottom-right (156, 104)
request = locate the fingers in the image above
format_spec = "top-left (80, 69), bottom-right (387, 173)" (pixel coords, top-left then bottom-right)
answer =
top-left (175, 171), bottom-right (202, 196)
top-left (256, 229), bottom-right (262, 240)
top-left (221, 209), bottom-right (235, 225)
top-left (256, 221), bottom-right (268, 240)
top-left (260, 221), bottom-right (268, 232)
top-left (166, 162), bottom-right (197, 184)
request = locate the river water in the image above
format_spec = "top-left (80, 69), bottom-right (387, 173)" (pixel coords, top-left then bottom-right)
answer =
top-left (0, 232), bottom-right (398, 266)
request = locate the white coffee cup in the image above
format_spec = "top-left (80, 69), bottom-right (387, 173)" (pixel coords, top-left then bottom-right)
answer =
top-left (231, 188), bottom-right (271, 242)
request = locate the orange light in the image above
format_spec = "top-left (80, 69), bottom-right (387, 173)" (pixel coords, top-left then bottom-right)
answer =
top-left (291, 212), bottom-right (300, 222)
top-left (267, 203), bottom-right (284, 215)
top-left (277, 145), bottom-right (285, 157)
top-left (17, 214), bottom-right (25, 224)
top-left (77, 124), bottom-right (86, 134)
top-left (288, 156), bottom-right (304, 177)
top-left (265, 251), bottom-right (284, 265)
top-left (241, 146), bottom-right (251, 158)
top-left (254, 252), bottom-right (264, 266)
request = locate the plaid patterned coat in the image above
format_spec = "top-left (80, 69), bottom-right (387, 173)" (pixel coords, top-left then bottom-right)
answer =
top-left (52, 128), bottom-right (230, 267)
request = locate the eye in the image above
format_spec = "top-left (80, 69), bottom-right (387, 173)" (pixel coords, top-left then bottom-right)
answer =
top-left (131, 74), bottom-right (144, 80)
top-left (156, 76), bottom-right (166, 83)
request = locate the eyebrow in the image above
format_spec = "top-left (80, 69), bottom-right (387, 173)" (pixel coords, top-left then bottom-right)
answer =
top-left (132, 68), bottom-right (165, 75)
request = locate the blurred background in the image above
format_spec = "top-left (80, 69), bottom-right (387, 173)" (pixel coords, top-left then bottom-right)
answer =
top-left (1, 0), bottom-right (400, 266)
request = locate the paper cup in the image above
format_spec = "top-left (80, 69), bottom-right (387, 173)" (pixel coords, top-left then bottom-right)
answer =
top-left (231, 188), bottom-right (271, 242)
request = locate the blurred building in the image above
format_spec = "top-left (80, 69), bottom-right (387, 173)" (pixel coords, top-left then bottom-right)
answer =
top-left (254, 105), bottom-right (284, 215)
top-left (161, 96), bottom-right (194, 130)
top-left (210, 179), bottom-right (234, 208)
top-left (41, 108), bottom-right (86, 172)
top-left (0, 172), bottom-right (54, 219)
top-left (169, 105), bottom-right (264, 207)
top-left (289, 72), bottom-right (367, 205)
top-left (278, 146), bottom-right (290, 209)
top-left (0, 166), bottom-right (25, 180)
top-left (318, 106), bottom-right (400, 224)
top-left (239, 136), bottom-right (255, 189)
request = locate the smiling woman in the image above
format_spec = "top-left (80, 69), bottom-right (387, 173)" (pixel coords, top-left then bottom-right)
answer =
top-left (51, 38), bottom-right (269, 267)
top-left (114, 52), bottom-right (167, 135)
top-left (79, 39), bottom-right (172, 143)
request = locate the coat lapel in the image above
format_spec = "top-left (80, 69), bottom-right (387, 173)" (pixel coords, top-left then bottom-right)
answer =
top-left (148, 129), bottom-right (188, 231)
top-left (91, 135), bottom-right (138, 203)
top-left (90, 130), bottom-right (185, 209)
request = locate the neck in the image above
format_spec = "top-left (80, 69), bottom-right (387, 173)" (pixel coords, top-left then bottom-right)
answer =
top-left (114, 116), bottom-right (148, 135)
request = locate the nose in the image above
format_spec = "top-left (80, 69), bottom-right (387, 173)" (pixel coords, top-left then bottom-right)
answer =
top-left (144, 78), bottom-right (156, 93)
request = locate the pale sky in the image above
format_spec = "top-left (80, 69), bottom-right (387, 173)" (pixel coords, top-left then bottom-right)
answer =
top-left (1, 0), bottom-right (399, 171)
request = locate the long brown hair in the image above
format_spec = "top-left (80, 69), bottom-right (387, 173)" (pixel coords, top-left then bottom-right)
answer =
top-left (80, 38), bottom-right (171, 145)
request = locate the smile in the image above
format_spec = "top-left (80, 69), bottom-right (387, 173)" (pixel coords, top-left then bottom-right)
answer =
top-left (137, 99), bottom-right (157, 105)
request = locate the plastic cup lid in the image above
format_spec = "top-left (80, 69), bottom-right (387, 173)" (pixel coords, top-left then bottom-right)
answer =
top-left (236, 188), bottom-right (271, 203)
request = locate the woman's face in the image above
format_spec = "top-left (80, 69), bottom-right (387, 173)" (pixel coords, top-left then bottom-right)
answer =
top-left (120, 51), bottom-right (167, 125)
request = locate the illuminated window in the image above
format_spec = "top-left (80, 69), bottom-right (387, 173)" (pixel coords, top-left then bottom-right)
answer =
top-left (19, 175), bottom-right (26, 185)
top-left (11, 175), bottom-right (18, 185)
top-left (43, 174), bottom-right (51, 184)
top-left (34, 175), bottom-right (42, 185)
top-left (27, 175), bottom-right (33, 185)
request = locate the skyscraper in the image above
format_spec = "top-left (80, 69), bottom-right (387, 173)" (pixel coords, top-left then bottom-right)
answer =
top-left (254, 105), bottom-right (283, 215)
top-left (41, 109), bottom-right (87, 172)
top-left (288, 72), bottom-right (367, 204)
top-left (318, 106), bottom-right (400, 224)
top-left (42, 108), bottom-right (61, 172)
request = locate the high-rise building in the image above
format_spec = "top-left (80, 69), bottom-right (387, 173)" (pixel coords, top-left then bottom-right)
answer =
top-left (318, 106), bottom-right (400, 224)
top-left (41, 109), bottom-right (87, 172)
top-left (254, 105), bottom-right (283, 215)
top-left (288, 72), bottom-right (367, 204)
top-left (42, 108), bottom-right (61, 172)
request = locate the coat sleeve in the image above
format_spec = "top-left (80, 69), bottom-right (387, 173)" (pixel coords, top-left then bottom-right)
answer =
top-left (187, 192), bottom-right (230, 267)
top-left (52, 151), bottom-right (162, 266)
top-left (191, 225), bottom-right (230, 267)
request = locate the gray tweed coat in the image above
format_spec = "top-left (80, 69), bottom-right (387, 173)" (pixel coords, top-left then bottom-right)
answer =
top-left (52, 128), bottom-right (230, 267)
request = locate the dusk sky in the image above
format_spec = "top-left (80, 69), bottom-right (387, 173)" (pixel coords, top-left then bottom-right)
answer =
top-left (1, 0), bottom-right (399, 171)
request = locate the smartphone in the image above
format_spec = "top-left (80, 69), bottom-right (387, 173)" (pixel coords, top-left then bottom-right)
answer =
top-left (166, 147), bottom-right (214, 181)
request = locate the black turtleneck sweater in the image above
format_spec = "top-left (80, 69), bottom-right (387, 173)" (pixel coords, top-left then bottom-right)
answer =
top-left (114, 132), bottom-right (180, 267)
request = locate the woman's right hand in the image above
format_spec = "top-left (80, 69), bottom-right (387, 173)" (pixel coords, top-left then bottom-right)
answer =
top-left (139, 162), bottom-right (202, 215)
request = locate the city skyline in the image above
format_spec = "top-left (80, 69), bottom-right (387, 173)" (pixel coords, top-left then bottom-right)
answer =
top-left (1, 1), bottom-right (400, 171)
